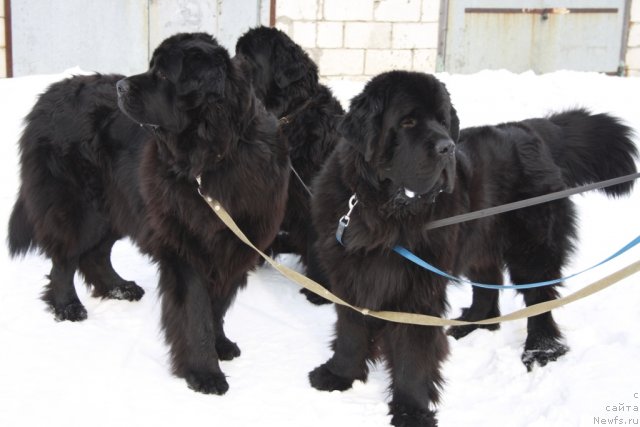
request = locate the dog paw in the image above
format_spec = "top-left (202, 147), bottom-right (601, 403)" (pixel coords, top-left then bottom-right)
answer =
top-left (185, 371), bottom-right (229, 395)
top-left (389, 403), bottom-right (438, 427)
top-left (52, 301), bottom-right (88, 322)
top-left (522, 334), bottom-right (569, 371)
top-left (300, 288), bottom-right (332, 305)
top-left (309, 364), bottom-right (354, 391)
top-left (104, 281), bottom-right (145, 301)
top-left (446, 307), bottom-right (499, 340)
top-left (216, 337), bottom-right (241, 361)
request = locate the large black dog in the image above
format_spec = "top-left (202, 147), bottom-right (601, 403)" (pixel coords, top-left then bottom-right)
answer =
top-left (308, 71), bottom-right (637, 426)
top-left (235, 27), bottom-right (343, 295)
top-left (8, 33), bottom-right (290, 394)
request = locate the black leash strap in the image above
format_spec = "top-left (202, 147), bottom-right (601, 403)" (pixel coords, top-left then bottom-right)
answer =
top-left (290, 164), bottom-right (313, 198)
top-left (426, 172), bottom-right (640, 230)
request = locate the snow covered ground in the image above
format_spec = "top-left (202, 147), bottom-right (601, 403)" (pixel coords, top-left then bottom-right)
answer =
top-left (0, 69), bottom-right (638, 427)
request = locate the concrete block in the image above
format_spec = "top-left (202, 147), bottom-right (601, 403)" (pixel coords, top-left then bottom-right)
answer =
top-left (365, 49), bottom-right (412, 75)
top-left (324, 0), bottom-right (374, 21)
top-left (344, 22), bottom-right (391, 48)
top-left (275, 20), bottom-right (294, 39)
top-left (421, 0), bottom-right (440, 22)
top-left (276, 0), bottom-right (318, 21)
top-left (293, 21), bottom-right (317, 48)
top-left (317, 22), bottom-right (344, 48)
top-left (319, 48), bottom-right (365, 75)
top-left (631, 0), bottom-right (640, 22)
top-left (373, 0), bottom-right (421, 22)
top-left (629, 23), bottom-right (640, 47)
top-left (626, 46), bottom-right (640, 70)
top-left (392, 22), bottom-right (438, 48)
top-left (0, 48), bottom-right (6, 78)
top-left (412, 49), bottom-right (437, 72)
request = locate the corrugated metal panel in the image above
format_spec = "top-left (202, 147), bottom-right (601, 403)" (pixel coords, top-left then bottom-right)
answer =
top-left (12, 0), bottom-right (149, 76)
top-left (444, 0), bottom-right (628, 74)
top-left (148, 0), bottom-right (269, 56)
top-left (11, 0), bottom-right (267, 77)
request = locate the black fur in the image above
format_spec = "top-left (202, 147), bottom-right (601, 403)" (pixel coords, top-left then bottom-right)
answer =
top-left (308, 71), bottom-right (637, 426)
top-left (235, 27), bottom-right (343, 302)
top-left (8, 33), bottom-right (289, 394)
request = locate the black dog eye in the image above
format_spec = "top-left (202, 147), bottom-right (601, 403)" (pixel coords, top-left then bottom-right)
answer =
top-left (401, 117), bottom-right (417, 128)
top-left (156, 71), bottom-right (168, 81)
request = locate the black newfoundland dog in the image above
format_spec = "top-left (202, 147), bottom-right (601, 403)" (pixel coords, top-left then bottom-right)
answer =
top-left (235, 26), bottom-right (343, 295)
top-left (8, 33), bottom-right (290, 394)
top-left (308, 71), bottom-right (637, 426)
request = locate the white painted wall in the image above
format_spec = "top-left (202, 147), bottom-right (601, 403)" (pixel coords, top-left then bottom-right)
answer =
top-left (275, 0), bottom-right (441, 80)
top-left (277, 0), bottom-right (640, 78)
top-left (626, 0), bottom-right (640, 75)
top-left (6, 0), bottom-right (639, 78)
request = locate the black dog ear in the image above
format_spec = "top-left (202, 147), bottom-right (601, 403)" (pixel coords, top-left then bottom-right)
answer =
top-left (202, 61), bottom-right (227, 99)
top-left (437, 78), bottom-right (460, 142)
top-left (201, 46), bottom-right (231, 99)
top-left (449, 103), bottom-right (460, 142)
top-left (176, 49), bottom-right (228, 109)
top-left (273, 43), bottom-right (306, 89)
top-left (338, 91), bottom-right (384, 162)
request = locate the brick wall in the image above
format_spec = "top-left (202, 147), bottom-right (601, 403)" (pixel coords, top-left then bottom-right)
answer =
top-left (627, 0), bottom-right (640, 76)
top-left (1, 0), bottom-right (6, 78)
top-left (275, 0), bottom-right (440, 80)
top-left (277, 0), bottom-right (640, 79)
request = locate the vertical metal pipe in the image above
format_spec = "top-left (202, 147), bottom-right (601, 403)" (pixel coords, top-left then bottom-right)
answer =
top-left (620, 0), bottom-right (632, 76)
top-left (270, 0), bottom-right (276, 27)
top-left (4, 0), bottom-right (12, 77)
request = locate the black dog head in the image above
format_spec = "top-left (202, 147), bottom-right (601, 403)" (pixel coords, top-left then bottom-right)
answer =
top-left (117, 32), bottom-right (230, 133)
top-left (235, 26), bottom-right (317, 115)
top-left (340, 71), bottom-right (460, 204)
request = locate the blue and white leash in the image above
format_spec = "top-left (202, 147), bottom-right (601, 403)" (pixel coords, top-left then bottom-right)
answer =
top-left (335, 193), bottom-right (639, 290)
top-left (392, 237), bottom-right (640, 289)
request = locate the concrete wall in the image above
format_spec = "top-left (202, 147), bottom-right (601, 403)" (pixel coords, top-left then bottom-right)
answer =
top-left (4, 0), bottom-right (640, 79)
top-left (1, 0), bottom-right (6, 78)
top-left (627, 0), bottom-right (640, 75)
top-left (276, 0), bottom-right (640, 79)
top-left (275, 0), bottom-right (441, 80)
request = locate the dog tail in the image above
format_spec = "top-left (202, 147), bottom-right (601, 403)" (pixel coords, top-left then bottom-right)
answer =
top-left (543, 108), bottom-right (638, 197)
top-left (8, 193), bottom-right (36, 257)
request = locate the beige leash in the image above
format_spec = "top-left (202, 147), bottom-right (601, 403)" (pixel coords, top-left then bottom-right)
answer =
top-left (199, 192), bottom-right (639, 327)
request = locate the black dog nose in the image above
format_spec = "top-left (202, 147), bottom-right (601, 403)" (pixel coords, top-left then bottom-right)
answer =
top-left (435, 139), bottom-right (455, 156)
top-left (116, 79), bottom-right (130, 95)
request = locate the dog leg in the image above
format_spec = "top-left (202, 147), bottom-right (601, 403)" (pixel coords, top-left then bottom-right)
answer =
top-left (505, 200), bottom-right (573, 371)
top-left (518, 285), bottom-right (568, 372)
top-left (158, 255), bottom-right (228, 395)
top-left (508, 263), bottom-right (569, 371)
top-left (447, 265), bottom-right (502, 339)
top-left (300, 224), bottom-right (332, 305)
top-left (385, 324), bottom-right (449, 427)
top-left (42, 258), bottom-right (87, 321)
top-left (78, 235), bottom-right (144, 301)
top-left (309, 306), bottom-right (374, 391)
top-left (210, 276), bottom-right (244, 362)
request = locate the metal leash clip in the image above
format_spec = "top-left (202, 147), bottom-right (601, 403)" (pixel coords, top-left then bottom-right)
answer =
top-left (336, 194), bottom-right (358, 246)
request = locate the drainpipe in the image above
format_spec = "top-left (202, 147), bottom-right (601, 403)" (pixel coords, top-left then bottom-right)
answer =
top-left (4, 0), bottom-right (12, 77)
top-left (270, 0), bottom-right (276, 27)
